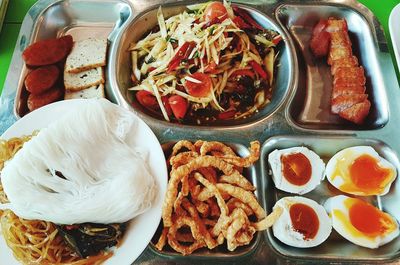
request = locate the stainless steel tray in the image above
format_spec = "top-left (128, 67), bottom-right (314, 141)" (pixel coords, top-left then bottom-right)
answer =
top-left (2, 0), bottom-right (400, 264)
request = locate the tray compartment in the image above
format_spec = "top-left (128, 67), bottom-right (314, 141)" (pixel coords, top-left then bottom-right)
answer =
top-left (149, 140), bottom-right (261, 258)
top-left (276, 4), bottom-right (389, 130)
top-left (109, 3), bottom-right (294, 127)
top-left (14, 0), bottom-right (132, 117)
top-left (260, 135), bottom-right (400, 261)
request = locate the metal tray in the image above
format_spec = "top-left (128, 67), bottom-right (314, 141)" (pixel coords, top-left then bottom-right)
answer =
top-left (10, 0), bottom-right (133, 117)
top-left (2, 0), bottom-right (400, 264)
top-left (261, 135), bottom-right (400, 262)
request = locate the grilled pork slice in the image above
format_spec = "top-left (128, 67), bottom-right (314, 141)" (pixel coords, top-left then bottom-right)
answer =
top-left (331, 94), bottom-right (368, 114)
top-left (332, 85), bottom-right (366, 99)
top-left (331, 56), bottom-right (359, 75)
top-left (328, 46), bottom-right (353, 65)
top-left (338, 100), bottom-right (371, 124)
top-left (325, 18), bottom-right (348, 32)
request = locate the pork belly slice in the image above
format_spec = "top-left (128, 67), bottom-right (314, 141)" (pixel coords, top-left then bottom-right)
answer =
top-left (326, 18), bottom-right (348, 33)
top-left (331, 56), bottom-right (359, 75)
top-left (331, 93), bottom-right (368, 114)
top-left (330, 31), bottom-right (351, 48)
top-left (338, 99), bottom-right (371, 124)
top-left (333, 74), bottom-right (366, 87)
top-left (332, 85), bottom-right (366, 99)
top-left (328, 46), bottom-right (353, 65)
top-left (334, 66), bottom-right (365, 80)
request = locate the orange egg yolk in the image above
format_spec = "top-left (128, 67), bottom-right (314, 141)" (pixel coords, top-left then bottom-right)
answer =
top-left (348, 199), bottom-right (395, 237)
top-left (289, 203), bottom-right (319, 240)
top-left (349, 154), bottom-right (392, 193)
top-left (281, 153), bottom-right (312, 186)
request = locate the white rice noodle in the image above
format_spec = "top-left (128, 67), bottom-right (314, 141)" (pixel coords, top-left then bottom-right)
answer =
top-left (0, 99), bottom-right (157, 225)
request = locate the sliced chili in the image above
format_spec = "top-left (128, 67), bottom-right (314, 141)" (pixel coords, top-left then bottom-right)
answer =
top-left (202, 17), bottom-right (221, 29)
top-left (167, 41), bottom-right (196, 73)
top-left (218, 109), bottom-right (236, 120)
top-left (272, 35), bottom-right (283, 45)
top-left (249, 60), bottom-right (267, 79)
top-left (233, 7), bottom-right (263, 30)
top-left (232, 16), bottom-right (250, 29)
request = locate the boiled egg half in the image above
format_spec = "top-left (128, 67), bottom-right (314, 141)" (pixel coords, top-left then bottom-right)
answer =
top-left (272, 196), bottom-right (332, 248)
top-left (325, 195), bottom-right (399, 248)
top-left (325, 146), bottom-right (396, 196)
top-left (268, 147), bottom-right (325, 194)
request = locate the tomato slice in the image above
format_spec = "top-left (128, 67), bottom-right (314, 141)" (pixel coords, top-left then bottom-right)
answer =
top-left (204, 2), bottom-right (228, 22)
top-left (136, 90), bottom-right (158, 109)
top-left (184, 72), bottom-right (213, 97)
top-left (168, 95), bottom-right (188, 119)
top-left (162, 96), bottom-right (173, 116)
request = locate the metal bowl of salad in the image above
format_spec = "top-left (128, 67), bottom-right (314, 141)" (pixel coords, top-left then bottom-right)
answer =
top-left (109, 1), bottom-right (295, 126)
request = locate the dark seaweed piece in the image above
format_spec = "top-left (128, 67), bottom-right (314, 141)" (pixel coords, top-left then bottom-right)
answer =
top-left (57, 223), bottom-right (126, 258)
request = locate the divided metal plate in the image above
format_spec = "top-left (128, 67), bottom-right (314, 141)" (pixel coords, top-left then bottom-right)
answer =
top-left (2, 0), bottom-right (400, 264)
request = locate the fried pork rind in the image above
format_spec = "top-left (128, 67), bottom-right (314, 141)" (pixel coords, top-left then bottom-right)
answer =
top-left (159, 140), bottom-right (279, 255)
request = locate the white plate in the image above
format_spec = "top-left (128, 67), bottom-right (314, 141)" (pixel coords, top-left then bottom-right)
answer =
top-left (0, 99), bottom-right (167, 265)
top-left (389, 3), bottom-right (400, 70)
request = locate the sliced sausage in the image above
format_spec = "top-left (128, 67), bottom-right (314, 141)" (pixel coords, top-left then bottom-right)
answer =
top-left (331, 94), bottom-right (368, 114)
top-left (22, 35), bottom-right (73, 66)
top-left (27, 86), bottom-right (64, 111)
top-left (310, 31), bottom-right (331, 58)
top-left (338, 100), bottom-right (371, 125)
top-left (24, 65), bottom-right (60, 95)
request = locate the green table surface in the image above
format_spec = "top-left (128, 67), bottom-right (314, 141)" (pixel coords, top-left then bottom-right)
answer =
top-left (0, 0), bottom-right (399, 95)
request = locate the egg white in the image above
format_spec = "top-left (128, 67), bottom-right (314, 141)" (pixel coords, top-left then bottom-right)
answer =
top-left (268, 147), bottom-right (325, 194)
top-left (325, 146), bottom-right (396, 196)
top-left (324, 195), bottom-right (399, 248)
top-left (272, 196), bottom-right (332, 248)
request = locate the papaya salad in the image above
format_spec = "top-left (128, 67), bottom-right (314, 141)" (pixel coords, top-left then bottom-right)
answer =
top-left (128, 1), bottom-right (283, 124)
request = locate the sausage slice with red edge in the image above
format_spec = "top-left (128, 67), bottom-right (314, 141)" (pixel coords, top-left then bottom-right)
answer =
top-left (22, 35), bottom-right (73, 66)
top-left (27, 87), bottom-right (64, 111)
top-left (25, 65), bottom-right (60, 95)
